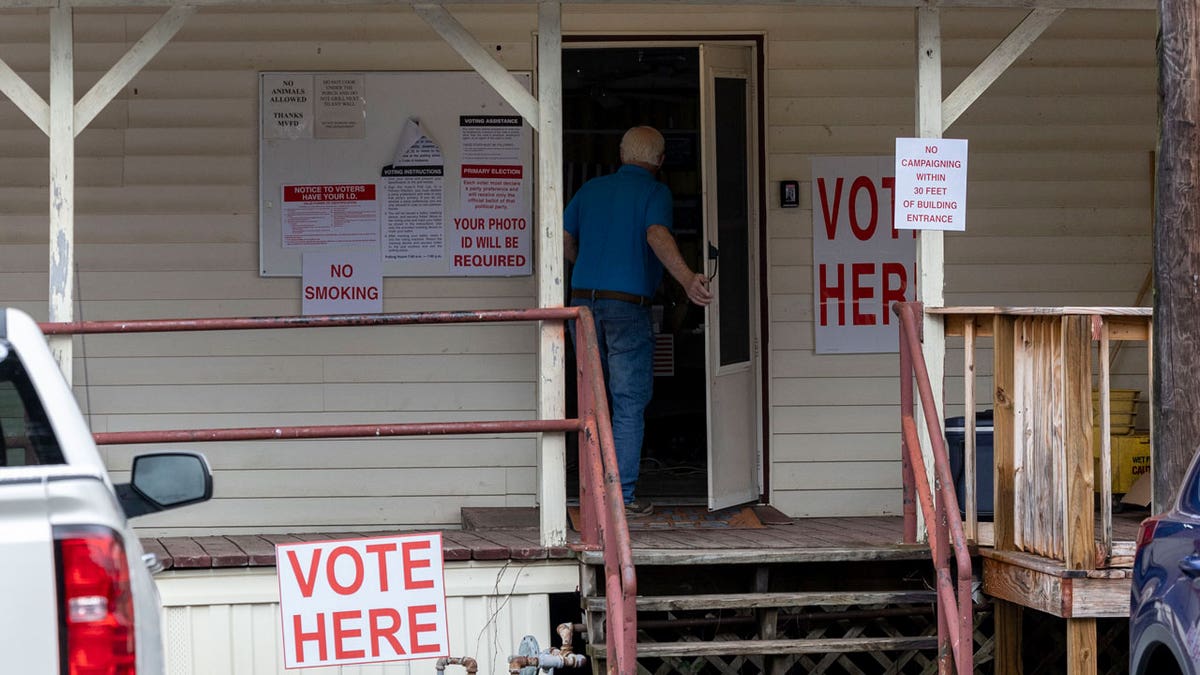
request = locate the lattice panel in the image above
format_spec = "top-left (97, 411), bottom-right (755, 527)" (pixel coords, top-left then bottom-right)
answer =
top-left (626, 603), bottom-right (996, 675)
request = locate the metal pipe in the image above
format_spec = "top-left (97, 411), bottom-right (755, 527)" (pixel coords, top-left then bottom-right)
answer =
top-left (897, 301), bottom-right (918, 544)
top-left (93, 418), bottom-right (581, 446)
top-left (556, 622), bottom-right (575, 655)
top-left (896, 302), bottom-right (974, 675)
top-left (508, 653), bottom-right (588, 674)
top-left (574, 306), bottom-right (637, 673)
top-left (436, 657), bottom-right (479, 674)
top-left (38, 307), bottom-right (581, 335)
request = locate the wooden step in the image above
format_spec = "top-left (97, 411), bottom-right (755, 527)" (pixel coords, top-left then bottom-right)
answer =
top-left (578, 544), bottom-right (931, 566)
top-left (591, 636), bottom-right (938, 658)
top-left (585, 589), bottom-right (937, 612)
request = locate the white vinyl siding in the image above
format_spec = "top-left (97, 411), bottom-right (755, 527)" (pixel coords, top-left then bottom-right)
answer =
top-left (0, 5), bottom-right (1156, 524)
top-left (761, 7), bottom-right (1155, 516)
top-left (157, 561), bottom-right (578, 675)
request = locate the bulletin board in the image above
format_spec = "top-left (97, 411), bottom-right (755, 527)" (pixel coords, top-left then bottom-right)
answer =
top-left (258, 71), bottom-right (534, 277)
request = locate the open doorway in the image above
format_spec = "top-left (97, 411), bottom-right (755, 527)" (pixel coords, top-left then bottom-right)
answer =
top-left (562, 44), bottom-right (763, 509)
top-left (563, 46), bottom-right (708, 503)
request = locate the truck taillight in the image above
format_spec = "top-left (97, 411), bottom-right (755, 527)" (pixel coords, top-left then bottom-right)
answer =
top-left (55, 526), bottom-right (136, 675)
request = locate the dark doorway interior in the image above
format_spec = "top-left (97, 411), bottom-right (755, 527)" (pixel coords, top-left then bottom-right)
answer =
top-left (562, 47), bottom-right (708, 503)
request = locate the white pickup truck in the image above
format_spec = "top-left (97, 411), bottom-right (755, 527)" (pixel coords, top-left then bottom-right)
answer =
top-left (0, 308), bottom-right (213, 674)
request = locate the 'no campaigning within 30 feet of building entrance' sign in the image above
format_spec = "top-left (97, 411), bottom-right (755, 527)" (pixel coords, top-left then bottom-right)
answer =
top-left (893, 138), bottom-right (968, 231)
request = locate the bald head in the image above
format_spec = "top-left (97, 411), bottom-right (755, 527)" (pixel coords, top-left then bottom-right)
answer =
top-left (620, 126), bottom-right (666, 169)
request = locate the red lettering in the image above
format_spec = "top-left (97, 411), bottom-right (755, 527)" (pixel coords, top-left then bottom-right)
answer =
top-left (408, 605), bottom-right (441, 654)
top-left (819, 264), bottom-right (846, 327)
top-left (817, 177), bottom-right (844, 240)
top-left (332, 610), bottom-right (366, 660)
top-left (881, 262), bottom-right (908, 325)
top-left (402, 540), bottom-right (434, 590)
top-left (369, 608), bottom-right (405, 657)
top-left (849, 177), bottom-right (877, 241)
top-left (331, 264), bottom-right (353, 278)
top-left (286, 549), bottom-right (322, 598)
top-left (326, 546), bottom-right (365, 595)
top-left (851, 263), bottom-right (876, 326)
top-left (366, 543), bottom-right (397, 592)
top-left (292, 613), bottom-right (328, 663)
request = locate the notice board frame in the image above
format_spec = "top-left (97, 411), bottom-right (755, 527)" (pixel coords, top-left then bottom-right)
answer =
top-left (258, 70), bottom-right (534, 277)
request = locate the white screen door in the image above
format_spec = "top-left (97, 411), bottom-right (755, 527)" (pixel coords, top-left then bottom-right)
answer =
top-left (701, 44), bottom-right (762, 510)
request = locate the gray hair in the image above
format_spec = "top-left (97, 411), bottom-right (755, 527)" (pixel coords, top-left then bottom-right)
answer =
top-left (620, 126), bottom-right (665, 167)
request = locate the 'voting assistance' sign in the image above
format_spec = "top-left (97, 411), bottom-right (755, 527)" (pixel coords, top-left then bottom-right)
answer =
top-left (277, 533), bottom-right (449, 669)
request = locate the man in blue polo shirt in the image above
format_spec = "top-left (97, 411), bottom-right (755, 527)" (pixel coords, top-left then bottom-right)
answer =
top-left (564, 126), bottom-right (713, 517)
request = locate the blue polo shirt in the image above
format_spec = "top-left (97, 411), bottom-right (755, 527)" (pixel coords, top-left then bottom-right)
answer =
top-left (564, 164), bottom-right (674, 298)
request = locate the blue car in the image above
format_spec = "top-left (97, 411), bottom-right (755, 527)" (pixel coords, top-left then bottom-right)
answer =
top-left (1130, 449), bottom-right (1200, 675)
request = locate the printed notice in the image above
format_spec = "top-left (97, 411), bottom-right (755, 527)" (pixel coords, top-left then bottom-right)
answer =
top-left (263, 74), bottom-right (314, 140)
top-left (282, 184), bottom-right (380, 248)
top-left (460, 114), bottom-right (522, 163)
top-left (893, 138), bottom-right (968, 231)
top-left (451, 116), bottom-right (530, 275)
top-left (382, 119), bottom-right (445, 262)
top-left (315, 74), bottom-right (366, 139)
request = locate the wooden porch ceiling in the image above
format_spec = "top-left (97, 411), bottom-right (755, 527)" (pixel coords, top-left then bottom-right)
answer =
top-left (0, 0), bottom-right (1157, 10)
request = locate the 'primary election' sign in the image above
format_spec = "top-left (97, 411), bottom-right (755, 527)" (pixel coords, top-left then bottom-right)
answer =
top-left (277, 533), bottom-right (449, 669)
top-left (811, 156), bottom-right (917, 354)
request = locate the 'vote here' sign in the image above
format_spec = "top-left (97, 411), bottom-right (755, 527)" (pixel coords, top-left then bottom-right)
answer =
top-left (277, 533), bottom-right (449, 669)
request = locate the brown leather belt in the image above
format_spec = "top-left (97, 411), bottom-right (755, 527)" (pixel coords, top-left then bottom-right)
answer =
top-left (571, 288), bottom-right (652, 307)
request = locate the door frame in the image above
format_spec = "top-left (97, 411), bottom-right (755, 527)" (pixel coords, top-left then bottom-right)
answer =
top-left (560, 33), bottom-right (771, 502)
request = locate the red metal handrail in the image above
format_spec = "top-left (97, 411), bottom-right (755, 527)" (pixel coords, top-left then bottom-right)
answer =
top-left (573, 307), bottom-right (638, 672)
top-left (893, 302), bottom-right (973, 675)
top-left (40, 307), bottom-right (638, 674)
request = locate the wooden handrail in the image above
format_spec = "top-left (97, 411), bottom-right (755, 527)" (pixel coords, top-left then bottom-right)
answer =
top-left (895, 301), bottom-right (973, 675)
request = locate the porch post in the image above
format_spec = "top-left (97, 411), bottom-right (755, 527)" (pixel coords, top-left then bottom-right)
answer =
top-left (536, 0), bottom-right (566, 546)
top-left (914, 7), bottom-right (946, 528)
top-left (49, 5), bottom-right (75, 382)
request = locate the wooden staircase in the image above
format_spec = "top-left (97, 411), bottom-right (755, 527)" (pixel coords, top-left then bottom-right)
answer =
top-left (579, 556), bottom-right (948, 674)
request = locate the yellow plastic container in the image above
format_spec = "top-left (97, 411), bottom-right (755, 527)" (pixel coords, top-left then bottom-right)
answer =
top-left (1093, 433), bottom-right (1150, 494)
top-left (1091, 389), bottom-right (1139, 436)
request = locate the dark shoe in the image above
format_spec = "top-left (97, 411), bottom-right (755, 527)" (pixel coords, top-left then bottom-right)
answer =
top-left (624, 499), bottom-right (653, 517)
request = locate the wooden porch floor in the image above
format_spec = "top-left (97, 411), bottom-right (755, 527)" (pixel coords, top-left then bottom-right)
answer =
top-left (142, 510), bottom-right (1147, 571)
top-left (142, 515), bottom-right (927, 570)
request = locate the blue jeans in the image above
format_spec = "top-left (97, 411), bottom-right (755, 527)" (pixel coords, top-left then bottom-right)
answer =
top-left (570, 298), bottom-right (654, 503)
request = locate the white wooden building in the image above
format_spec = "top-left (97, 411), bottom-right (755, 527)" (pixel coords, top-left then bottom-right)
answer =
top-left (0, 1), bottom-right (1157, 672)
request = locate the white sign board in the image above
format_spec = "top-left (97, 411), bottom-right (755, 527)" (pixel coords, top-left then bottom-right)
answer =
top-left (259, 72), bottom-right (534, 277)
top-left (302, 249), bottom-right (383, 315)
top-left (277, 533), bottom-right (449, 669)
top-left (812, 157), bottom-right (917, 354)
top-left (893, 138), bottom-right (968, 231)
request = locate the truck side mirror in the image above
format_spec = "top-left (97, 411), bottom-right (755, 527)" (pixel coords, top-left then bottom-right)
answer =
top-left (117, 452), bottom-right (213, 518)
